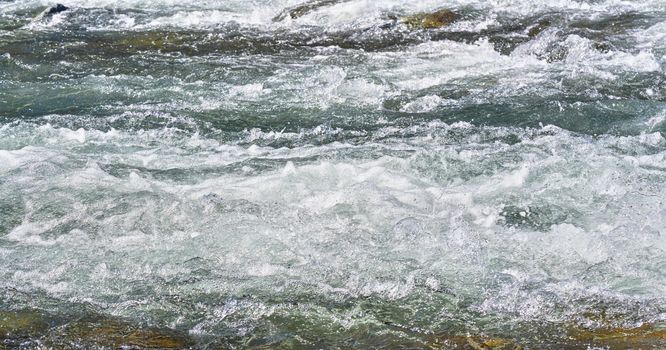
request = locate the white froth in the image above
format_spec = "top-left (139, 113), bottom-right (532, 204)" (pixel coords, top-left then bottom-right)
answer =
top-left (1, 0), bottom-right (665, 342)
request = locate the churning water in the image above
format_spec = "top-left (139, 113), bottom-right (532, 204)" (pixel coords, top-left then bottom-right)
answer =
top-left (1, 0), bottom-right (665, 348)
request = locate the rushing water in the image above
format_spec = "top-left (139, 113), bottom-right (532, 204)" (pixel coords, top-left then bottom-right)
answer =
top-left (1, 0), bottom-right (666, 349)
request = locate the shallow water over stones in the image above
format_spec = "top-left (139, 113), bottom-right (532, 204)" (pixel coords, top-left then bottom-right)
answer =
top-left (1, 0), bottom-right (665, 348)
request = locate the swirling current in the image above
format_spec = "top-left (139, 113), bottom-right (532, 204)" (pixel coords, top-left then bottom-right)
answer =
top-left (1, 0), bottom-right (666, 349)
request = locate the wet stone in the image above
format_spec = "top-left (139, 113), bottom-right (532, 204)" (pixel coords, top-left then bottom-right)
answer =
top-left (569, 323), bottom-right (666, 349)
top-left (527, 19), bottom-right (552, 38)
top-left (500, 134), bottom-right (522, 145)
top-left (402, 9), bottom-right (458, 30)
top-left (0, 310), bottom-right (50, 339)
top-left (0, 309), bottom-right (194, 350)
top-left (592, 41), bottom-right (614, 53)
top-left (488, 35), bottom-right (529, 56)
top-left (272, 0), bottom-right (349, 21)
top-left (50, 316), bottom-right (194, 349)
top-left (425, 334), bottom-right (523, 350)
top-left (46, 4), bottom-right (69, 17)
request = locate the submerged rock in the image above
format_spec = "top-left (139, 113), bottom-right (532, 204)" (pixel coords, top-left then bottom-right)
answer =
top-left (499, 205), bottom-right (571, 231)
top-left (46, 4), bottom-right (69, 16)
top-left (0, 309), bottom-right (193, 349)
top-left (34, 3), bottom-right (70, 21)
top-left (273, 1), bottom-right (457, 30)
top-left (466, 337), bottom-right (523, 350)
top-left (486, 16), bottom-right (556, 56)
top-left (0, 199), bottom-right (24, 236)
top-left (0, 310), bottom-right (50, 339)
top-left (425, 334), bottom-right (523, 349)
top-left (530, 36), bottom-right (615, 63)
top-left (402, 9), bottom-right (457, 29)
top-left (527, 19), bottom-right (552, 38)
top-left (569, 323), bottom-right (666, 349)
top-left (52, 316), bottom-right (194, 349)
top-left (81, 31), bottom-right (201, 56)
top-left (273, 0), bottom-right (350, 21)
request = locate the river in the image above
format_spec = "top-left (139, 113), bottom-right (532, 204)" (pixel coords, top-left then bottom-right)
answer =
top-left (1, 0), bottom-right (665, 348)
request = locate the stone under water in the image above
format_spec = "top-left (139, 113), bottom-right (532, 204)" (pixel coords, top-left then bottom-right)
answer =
top-left (402, 9), bottom-right (458, 29)
top-left (0, 309), bottom-right (193, 349)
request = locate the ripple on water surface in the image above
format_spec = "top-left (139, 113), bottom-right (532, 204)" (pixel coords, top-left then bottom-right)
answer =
top-left (0, 0), bottom-right (666, 348)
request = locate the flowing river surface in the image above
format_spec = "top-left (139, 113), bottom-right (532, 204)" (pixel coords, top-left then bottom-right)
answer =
top-left (1, 0), bottom-right (666, 349)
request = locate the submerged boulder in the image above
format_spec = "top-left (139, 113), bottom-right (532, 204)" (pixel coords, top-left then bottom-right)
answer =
top-left (46, 4), bottom-right (69, 16)
top-left (0, 310), bottom-right (50, 339)
top-left (569, 323), bottom-right (666, 348)
top-left (52, 315), bottom-right (194, 349)
top-left (527, 19), bottom-right (552, 38)
top-left (273, 1), bottom-right (457, 30)
top-left (0, 309), bottom-right (193, 349)
top-left (401, 9), bottom-right (457, 29)
top-left (46, 4), bottom-right (69, 15)
top-left (35, 3), bottom-right (69, 21)
top-left (466, 337), bottom-right (523, 350)
top-left (273, 0), bottom-right (350, 21)
top-left (424, 334), bottom-right (523, 349)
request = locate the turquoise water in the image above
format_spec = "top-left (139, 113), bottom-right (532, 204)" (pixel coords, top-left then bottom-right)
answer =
top-left (1, 0), bottom-right (666, 348)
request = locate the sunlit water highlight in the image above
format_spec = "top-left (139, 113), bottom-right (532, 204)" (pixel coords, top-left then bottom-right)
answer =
top-left (1, 0), bottom-right (665, 348)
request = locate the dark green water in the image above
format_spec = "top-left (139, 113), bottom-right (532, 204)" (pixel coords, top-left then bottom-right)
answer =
top-left (1, 0), bottom-right (666, 348)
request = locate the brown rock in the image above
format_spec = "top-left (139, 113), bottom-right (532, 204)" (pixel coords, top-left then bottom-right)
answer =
top-left (569, 323), bottom-right (666, 348)
top-left (424, 333), bottom-right (523, 350)
top-left (56, 316), bottom-right (193, 349)
top-left (402, 9), bottom-right (457, 30)
top-left (0, 310), bottom-right (50, 338)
